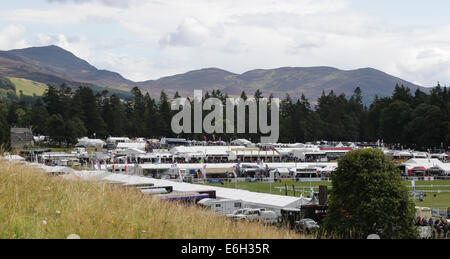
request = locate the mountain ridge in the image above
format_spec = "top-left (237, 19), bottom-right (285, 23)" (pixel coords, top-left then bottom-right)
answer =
top-left (0, 45), bottom-right (428, 101)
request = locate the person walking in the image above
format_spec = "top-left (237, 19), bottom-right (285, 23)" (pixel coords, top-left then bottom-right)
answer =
top-left (438, 219), bottom-right (445, 239)
top-left (416, 217), bottom-right (422, 226)
top-left (435, 220), bottom-right (441, 239)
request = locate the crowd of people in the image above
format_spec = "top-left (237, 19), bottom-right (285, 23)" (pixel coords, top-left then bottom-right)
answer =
top-left (416, 217), bottom-right (449, 239)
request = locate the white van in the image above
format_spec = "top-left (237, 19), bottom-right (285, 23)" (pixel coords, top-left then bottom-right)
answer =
top-left (198, 199), bottom-right (243, 215)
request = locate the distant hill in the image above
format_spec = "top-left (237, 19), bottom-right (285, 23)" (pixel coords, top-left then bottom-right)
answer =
top-left (0, 45), bottom-right (134, 90)
top-left (0, 45), bottom-right (428, 102)
top-left (139, 67), bottom-right (427, 103)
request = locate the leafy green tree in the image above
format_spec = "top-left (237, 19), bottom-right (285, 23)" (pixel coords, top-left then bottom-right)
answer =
top-left (143, 93), bottom-right (160, 138)
top-left (158, 91), bottom-right (172, 137)
top-left (323, 149), bottom-right (418, 239)
top-left (15, 108), bottom-right (28, 127)
top-left (43, 86), bottom-right (63, 116)
top-left (65, 117), bottom-right (87, 145)
top-left (47, 114), bottom-right (66, 146)
top-left (29, 99), bottom-right (49, 135)
top-left (73, 87), bottom-right (107, 138)
top-left (102, 94), bottom-right (126, 137)
top-left (380, 100), bottom-right (412, 144)
top-left (123, 87), bottom-right (147, 137)
top-left (366, 96), bottom-right (390, 142)
top-left (316, 90), bottom-right (360, 141)
top-left (446, 123), bottom-right (450, 145)
top-left (1, 81), bottom-right (448, 150)
top-left (0, 103), bottom-right (10, 149)
top-left (6, 102), bottom-right (19, 126)
top-left (405, 104), bottom-right (443, 148)
top-left (0, 77), bottom-right (15, 91)
top-left (279, 94), bottom-right (295, 142)
top-left (392, 84), bottom-right (414, 105)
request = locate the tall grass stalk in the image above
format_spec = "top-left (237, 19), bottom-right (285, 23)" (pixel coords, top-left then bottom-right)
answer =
top-left (0, 160), bottom-right (306, 239)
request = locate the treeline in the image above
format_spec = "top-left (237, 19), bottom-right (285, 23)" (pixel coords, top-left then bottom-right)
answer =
top-left (280, 84), bottom-right (449, 149)
top-left (0, 83), bottom-right (449, 150)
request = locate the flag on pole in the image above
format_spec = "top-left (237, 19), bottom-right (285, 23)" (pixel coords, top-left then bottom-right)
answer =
top-left (201, 164), bottom-right (207, 180)
top-left (178, 168), bottom-right (183, 181)
top-left (112, 164), bottom-right (115, 173)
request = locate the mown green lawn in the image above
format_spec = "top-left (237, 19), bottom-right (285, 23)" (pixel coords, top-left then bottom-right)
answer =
top-left (207, 180), bottom-right (450, 209)
top-left (8, 77), bottom-right (48, 96)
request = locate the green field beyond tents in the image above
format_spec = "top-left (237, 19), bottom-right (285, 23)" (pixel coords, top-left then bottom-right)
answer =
top-left (207, 180), bottom-right (450, 209)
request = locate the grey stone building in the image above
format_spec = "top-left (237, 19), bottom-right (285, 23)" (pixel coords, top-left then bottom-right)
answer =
top-left (10, 128), bottom-right (34, 149)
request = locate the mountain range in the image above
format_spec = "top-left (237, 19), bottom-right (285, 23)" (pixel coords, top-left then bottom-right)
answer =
top-left (0, 45), bottom-right (427, 102)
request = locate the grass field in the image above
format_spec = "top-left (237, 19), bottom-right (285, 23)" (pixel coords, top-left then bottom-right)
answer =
top-left (0, 160), bottom-right (305, 239)
top-left (207, 180), bottom-right (450, 209)
top-left (8, 77), bottom-right (48, 97)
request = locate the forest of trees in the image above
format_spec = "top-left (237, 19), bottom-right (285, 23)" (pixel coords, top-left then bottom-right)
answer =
top-left (0, 83), bottom-right (449, 151)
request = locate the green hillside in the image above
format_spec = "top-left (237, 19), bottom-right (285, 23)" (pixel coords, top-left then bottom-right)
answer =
top-left (0, 75), bottom-right (133, 101)
top-left (8, 77), bottom-right (48, 96)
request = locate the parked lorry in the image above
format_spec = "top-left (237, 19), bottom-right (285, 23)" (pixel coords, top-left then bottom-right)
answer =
top-left (197, 198), bottom-right (243, 215)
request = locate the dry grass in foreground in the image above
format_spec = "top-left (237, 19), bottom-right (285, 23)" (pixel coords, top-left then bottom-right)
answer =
top-left (0, 160), bottom-right (306, 239)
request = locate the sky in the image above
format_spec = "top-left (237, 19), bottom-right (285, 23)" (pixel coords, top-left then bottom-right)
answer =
top-left (1, 0), bottom-right (450, 87)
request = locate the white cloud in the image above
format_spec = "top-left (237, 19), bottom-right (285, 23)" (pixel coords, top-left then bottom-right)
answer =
top-left (0, 24), bottom-right (28, 50)
top-left (160, 18), bottom-right (211, 47)
top-left (94, 53), bottom-right (156, 82)
top-left (46, 0), bottom-right (135, 8)
top-left (1, 0), bottom-right (450, 86)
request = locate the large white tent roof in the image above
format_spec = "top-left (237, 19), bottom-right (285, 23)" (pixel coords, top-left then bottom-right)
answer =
top-left (77, 137), bottom-right (106, 147)
top-left (402, 158), bottom-right (450, 173)
top-left (137, 162), bottom-right (338, 171)
top-left (117, 142), bottom-right (147, 151)
top-left (171, 146), bottom-right (244, 156)
top-left (2, 155), bottom-right (25, 161)
top-left (98, 174), bottom-right (310, 209)
top-left (59, 169), bottom-right (311, 210)
top-left (230, 139), bottom-right (252, 145)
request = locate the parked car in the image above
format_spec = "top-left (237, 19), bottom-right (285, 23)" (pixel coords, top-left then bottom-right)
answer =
top-left (226, 208), bottom-right (251, 218)
top-left (227, 208), bottom-right (278, 224)
top-left (297, 218), bottom-right (319, 234)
